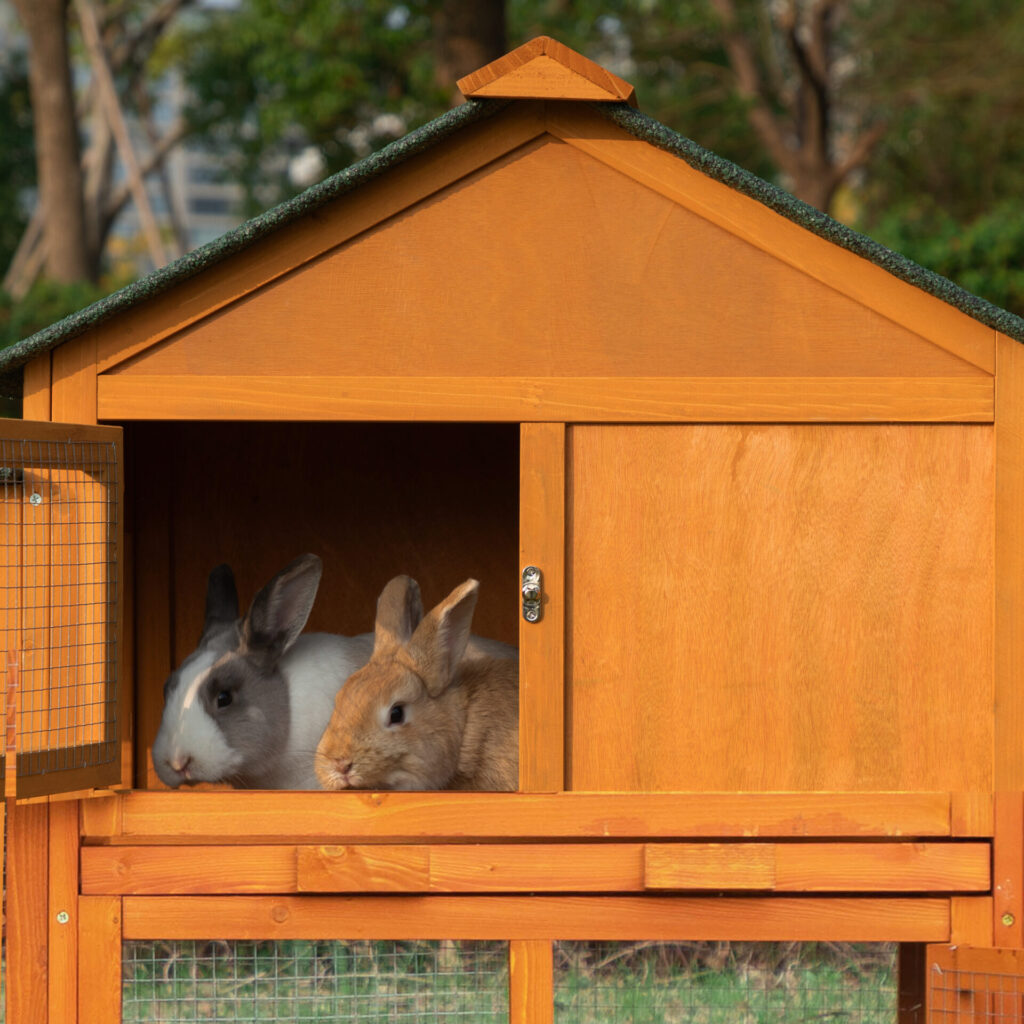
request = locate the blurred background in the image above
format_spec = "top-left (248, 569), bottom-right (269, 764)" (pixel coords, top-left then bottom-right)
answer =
top-left (3, 0), bottom-right (1023, 349)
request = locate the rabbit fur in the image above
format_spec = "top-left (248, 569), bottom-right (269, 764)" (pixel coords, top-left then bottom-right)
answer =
top-left (315, 574), bottom-right (518, 792)
top-left (152, 554), bottom-right (373, 790)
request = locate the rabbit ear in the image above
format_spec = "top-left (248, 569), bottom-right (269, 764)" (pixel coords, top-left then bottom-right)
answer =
top-left (242, 553), bottom-right (322, 661)
top-left (373, 575), bottom-right (424, 658)
top-left (202, 564), bottom-right (239, 640)
top-left (406, 579), bottom-right (479, 697)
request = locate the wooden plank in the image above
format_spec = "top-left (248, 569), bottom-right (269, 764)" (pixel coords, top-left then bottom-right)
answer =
top-left (993, 792), bottom-right (1024, 946)
top-left (546, 106), bottom-right (995, 374)
top-left (950, 897), bottom-right (994, 945)
top-left (22, 353), bottom-right (52, 420)
top-left (509, 940), bottom-right (553, 1024)
top-left (51, 335), bottom-right (98, 425)
top-left (78, 896), bottom-right (122, 1024)
top-left (6, 800), bottom-right (48, 1024)
top-left (123, 894), bottom-right (951, 941)
top-left (951, 792), bottom-right (994, 836)
top-left (898, 943), bottom-right (925, 1024)
top-left (519, 423), bottom-right (564, 792)
top-left (644, 843), bottom-right (989, 892)
top-left (457, 36), bottom-right (636, 104)
top-left (98, 374), bottom-right (994, 423)
top-left (995, 334), bottom-right (1024, 790)
top-left (80, 793), bottom-right (122, 836)
top-left (569, 424), bottom-right (994, 793)
top-left (94, 104), bottom-right (548, 374)
top-left (83, 844), bottom-right (298, 894)
top-left (298, 845), bottom-right (430, 892)
top-left (108, 791), bottom-right (956, 839)
top-left (47, 800), bottom-right (79, 1023)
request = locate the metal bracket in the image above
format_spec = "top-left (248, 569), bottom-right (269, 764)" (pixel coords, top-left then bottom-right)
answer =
top-left (521, 565), bottom-right (542, 623)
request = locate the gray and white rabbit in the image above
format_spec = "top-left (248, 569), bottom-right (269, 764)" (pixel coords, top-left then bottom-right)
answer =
top-left (152, 553), bottom-right (373, 790)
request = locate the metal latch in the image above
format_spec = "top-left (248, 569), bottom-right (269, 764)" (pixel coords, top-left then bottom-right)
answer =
top-left (521, 566), bottom-right (542, 622)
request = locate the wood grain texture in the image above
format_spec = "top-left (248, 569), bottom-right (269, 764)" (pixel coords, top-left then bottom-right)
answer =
top-left (98, 374), bottom-right (994, 423)
top-left (22, 354), bottom-right (51, 420)
top-left (568, 424), bottom-right (994, 792)
top-left (509, 940), bottom-right (554, 1024)
top-left (519, 423), bottom-right (565, 792)
top-left (457, 36), bottom-right (636, 104)
top-left (51, 334), bottom-right (97, 424)
top-left (546, 107), bottom-right (995, 374)
top-left (6, 800), bottom-right (48, 1024)
top-left (950, 897), bottom-right (994, 945)
top-left (107, 139), bottom-right (987, 383)
top-left (78, 897), bottom-right (122, 1024)
top-left (48, 800), bottom-right (79, 1023)
top-left (104, 791), bottom-right (954, 839)
top-left (122, 894), bottom-right (951, 941)
top-left (298, 845), bottom-right (430, 892)
top-left (995, 334), bottom-right (1024, 789)
top-left (951, 793), bottom-right (994, 837)
top-left (993, 792), bottom-right (1024, 946)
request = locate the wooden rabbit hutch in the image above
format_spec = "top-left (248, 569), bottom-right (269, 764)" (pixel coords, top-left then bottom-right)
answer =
top-left (3, 35), bottom-right (1024, 1023)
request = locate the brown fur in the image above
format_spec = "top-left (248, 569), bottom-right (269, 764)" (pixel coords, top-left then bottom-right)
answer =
top-left (315, 576), bottom-right (518, 791)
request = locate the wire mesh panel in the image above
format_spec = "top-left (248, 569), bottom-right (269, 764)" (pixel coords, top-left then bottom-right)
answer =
top-left (928, 945), bottom-right (1024, 1024)
top-left (123, 940), bottom-right (510, 1022)
top-left (0, 423), bottom-right (122, 797)
top-left (554, 941), bottom-right (897, 1024)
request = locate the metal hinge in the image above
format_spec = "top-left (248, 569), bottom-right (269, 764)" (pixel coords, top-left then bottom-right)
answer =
top-left (521, 565), bottom-right (542, 623)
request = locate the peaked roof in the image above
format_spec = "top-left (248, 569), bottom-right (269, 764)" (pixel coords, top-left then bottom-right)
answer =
top-left (2, 37), bottom-right (1023, 400)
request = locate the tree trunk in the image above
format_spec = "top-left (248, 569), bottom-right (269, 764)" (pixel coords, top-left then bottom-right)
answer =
top-left (433, 0), bottom-right (506, 105)
top-left (13, 0), bottom-right (94, 282)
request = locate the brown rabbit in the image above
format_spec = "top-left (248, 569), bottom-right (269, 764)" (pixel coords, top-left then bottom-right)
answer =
top-left (315, 575), bottom-right (518, 791)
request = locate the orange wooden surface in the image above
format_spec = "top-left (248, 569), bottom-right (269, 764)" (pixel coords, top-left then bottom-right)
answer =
top-left (546, 107), bottom-right (994, 374)
top-left (458, 36), bottom-right (636, 104)
top-left (993, 792), bottom-right (1024, 946)
top-left (78, 897), bottom-right (123, 1024)
top-left (122, 894), bottom-right (951, 941)
top-left (519, 423), bottom-right (565, 792)
top-left (995, 335), bottom-right (1024, 791)
top-left (48, 800), bottom-right (79, 1024)
top-left (951, 792), bottom-right (994, 836)
top-left (951, 897), bottom-right (994, 945)
top-left (22, 353), bottom-right (52, 420)
top-left (509, 939), bottom-right (554, 1024)
top-left (107, 138), bottom-right (986, 385)
top-left (6, 800), bottom-right (48, 1024)
top-left (568, 424), bottom-right (994, 792)
top-left (89, 790), bottom-right (958, 840)
top-left (93, 104), bottom-right (547, 375)
top-left (97, 374), bottom-right (994, 423)
top-left (297, 845), bottom-right (430, 891)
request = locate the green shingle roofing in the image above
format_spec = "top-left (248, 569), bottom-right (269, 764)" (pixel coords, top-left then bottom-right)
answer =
top-left (3, 96), bottom-right (1023, 400)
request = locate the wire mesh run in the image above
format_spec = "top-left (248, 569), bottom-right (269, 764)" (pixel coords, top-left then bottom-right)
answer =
top-left (554, 941), bottom-right (897, 1024)
top-left (123, 940), bottom-right (510, 1023)
top-left (929, 957), bottom-right (1024, 1023)
top-left (1, 436), bottom-right (120, 782)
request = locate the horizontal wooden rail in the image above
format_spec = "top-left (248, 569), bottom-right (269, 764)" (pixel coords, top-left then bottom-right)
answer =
top-left (121, 894), bottom-right (952, 941)
top-left (81, 841), bottom-right (990, 895)
top-left (81, 791), bottom-right (973, 840)
top-left (97, 375), bottom-right (994, 422)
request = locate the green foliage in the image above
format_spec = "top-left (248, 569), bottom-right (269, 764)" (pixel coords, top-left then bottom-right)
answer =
top-left (0, 278), bottom-right (116, 350)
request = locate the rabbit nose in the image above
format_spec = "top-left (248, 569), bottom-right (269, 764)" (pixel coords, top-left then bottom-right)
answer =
top-left (170, 755), bottom-right (192, 779)
top-left (334, 759), bottom-right (354, 784)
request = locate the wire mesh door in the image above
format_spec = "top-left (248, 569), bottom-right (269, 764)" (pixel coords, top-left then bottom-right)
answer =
top-left (928, 945), bottom-right (1024, 1023)
top-left (1, 420), bottom-right (123, 799)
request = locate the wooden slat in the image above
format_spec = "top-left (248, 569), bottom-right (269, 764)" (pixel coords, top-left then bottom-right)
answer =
top-left (51, 335), bottom-right (98, 424)
top-left (510, 940), bottom-right (553, 1024)
top-left (993, 792), bottom-right (1024, 946)
top-left (123, 894), bottom-right (951, 941)
top-left (951, 896), bottom-right (994, 945)
top-left (6, 800), bottom-right (48, 1024)
top-left (519, 423), bottom-right (564, 792)
top-left (951, 792), bottom-right (994, 836)
top-left (78, 897), bottom-right (122, 1024)
top-left (298, 845), bottom-right (430, 892)
top-left (48, 800), bottom-right (79, 1023)
top-left (643, 844), bottom-right (774, 889)
top-left (94, 104), bottom-right (548, 374)
top-left (107, 791), bottom-right (956, 840)
top-left (546, 106), bottom-right (995, 374)
top-left (98, 374), bottom-right (994, 422)
top-left (22, 353), bottom-right (52, 420)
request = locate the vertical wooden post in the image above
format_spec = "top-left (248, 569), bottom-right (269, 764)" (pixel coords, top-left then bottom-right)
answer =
top-left (518, 423), bottom-right (565, 792)
top-left (510, 939), bottom-right (554, 1024)
top-left (22, 353), bottom-right (52, 422)
top-left (994, 792), bottom-right (1024, 947)
top-left (79, 896), bottom-right (123, 1023)
top-left (48, 799), bottom-right (81, 1022)
top-left (6, 800), bottom-right (49, 1024)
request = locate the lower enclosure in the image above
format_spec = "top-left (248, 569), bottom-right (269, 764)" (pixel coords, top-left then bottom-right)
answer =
top-left (123, 940), bottom-right (898, 1023)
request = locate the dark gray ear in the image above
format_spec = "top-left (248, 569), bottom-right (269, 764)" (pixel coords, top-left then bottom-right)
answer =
top-left (372, 575), bottom-right (424, 659)
top-left (242, 553), bottom-right (322, 661)
top-left (202, 564), bottom-right (239, 640)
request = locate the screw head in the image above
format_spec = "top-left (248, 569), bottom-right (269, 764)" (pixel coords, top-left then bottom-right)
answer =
top-left (1002, 913), bottom-right (1016, 927)
top-left (29, 492), bottom-right (42, 506)
top-left (56, 911), bottom-right (70, 925)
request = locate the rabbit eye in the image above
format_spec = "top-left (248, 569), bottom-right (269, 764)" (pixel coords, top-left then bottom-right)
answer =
top-left (387, 703), bottom-right (405, 726)
top-left (216, 690), bottom-right (233, 709)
